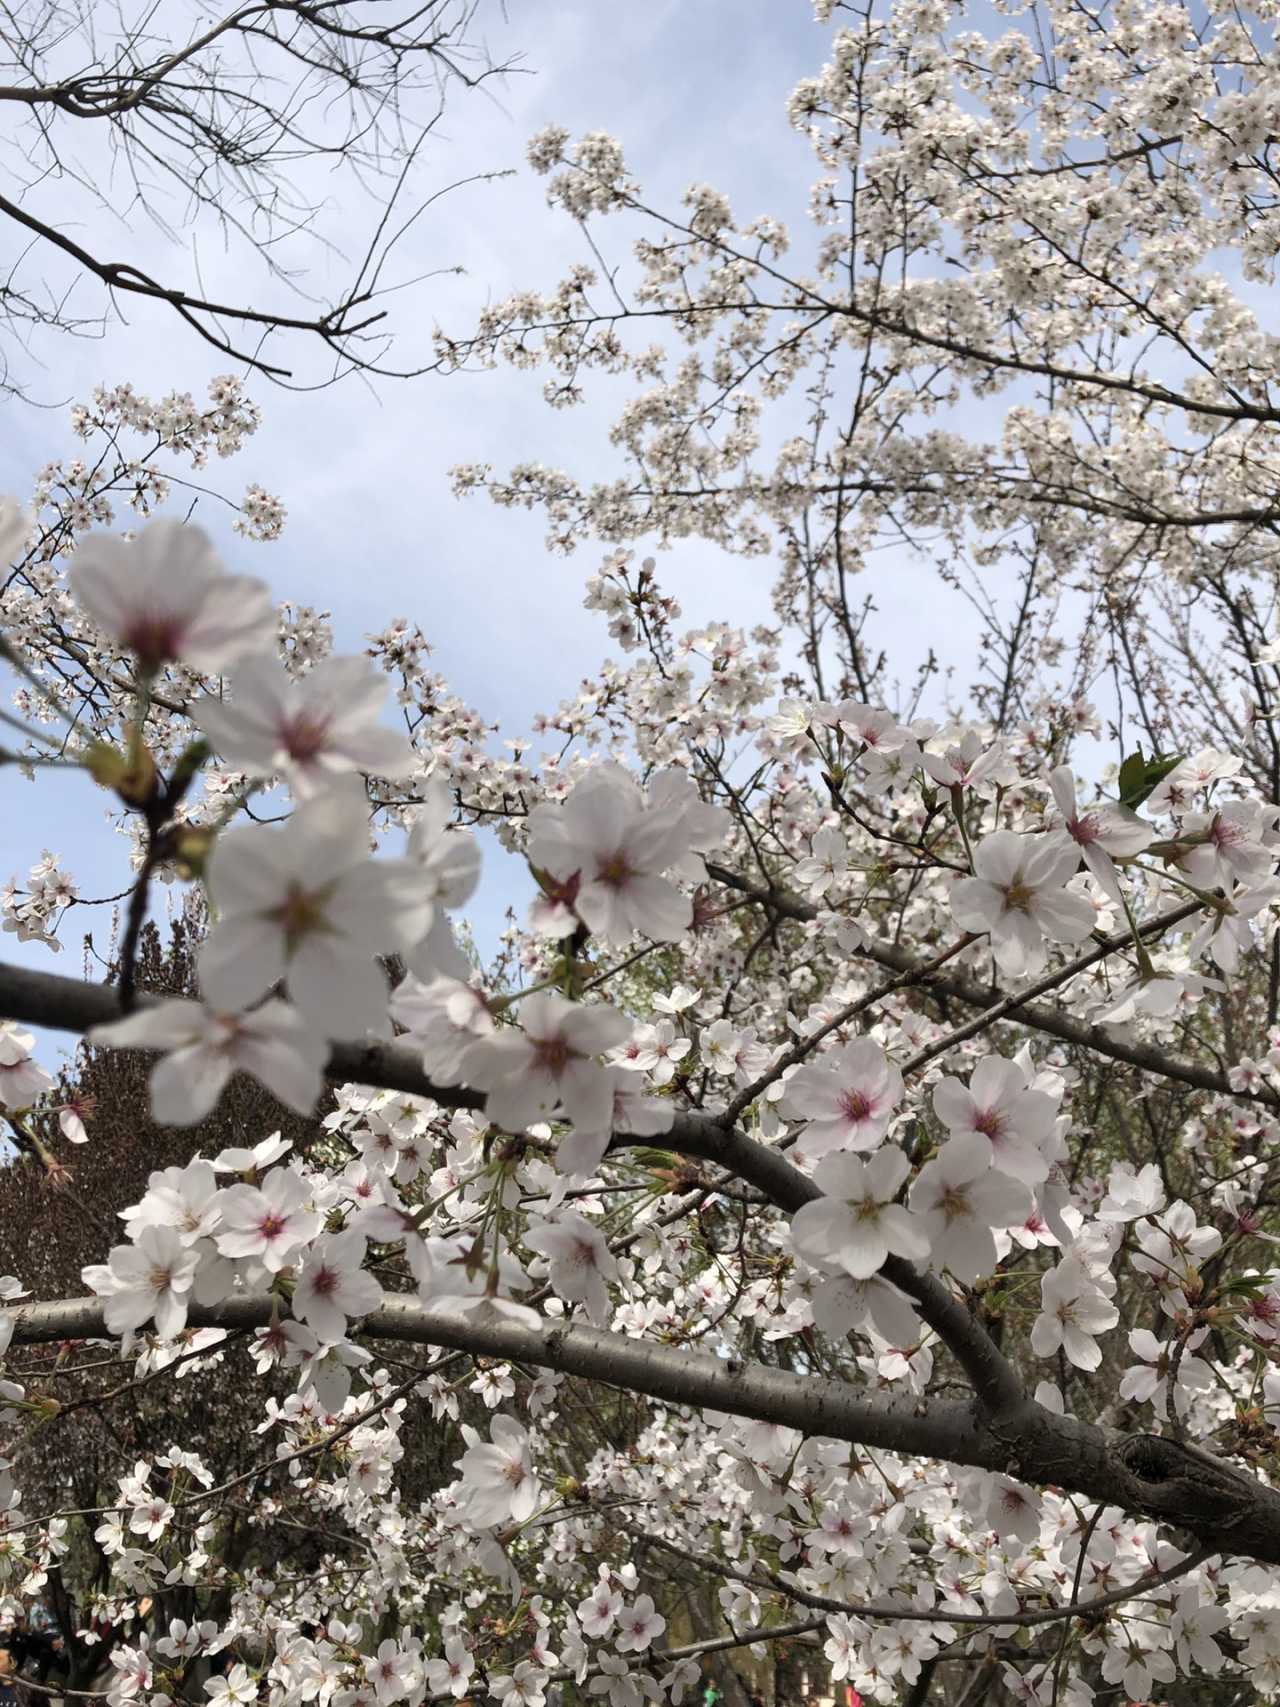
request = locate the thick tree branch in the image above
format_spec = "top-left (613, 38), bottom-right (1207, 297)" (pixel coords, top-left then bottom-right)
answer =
top-left (9, 1293), bottom-right (1280, 1570)
top-left (0, 956), bottom-right (1026, 1418)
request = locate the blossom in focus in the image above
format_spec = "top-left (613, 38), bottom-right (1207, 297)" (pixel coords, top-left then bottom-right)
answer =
top-left (790, 1147), bottom-right (928, 1280)
top-left (781, 1038), bottom-right (904, 1156)
top-left (1178, 800), bottom-right (1277, 890)
top-left (293, 1230), bottom-right (383, 1341)
top-left (525, 764), bottom-right (725, 944)
top-left (579, 1576), bottom-right (624, 1639)
top-left (1047, 765), bottom-right (1153, 901)
top-left (83, 1226), bottom-right (200, 1338)
top-left (424, 1638), bottom-right (474, 1700)
top-left (464, 992), bottom-right (630, 1135)
top-left (69, 518), bottom-right (274, 674)
top-left (950, 830), bottom-right (1096, 978)
top-left (908, 1145), bottom-right (1030, 1283)
top-left (454, 1415), bottom-right (540, 1528)
top-left (215, 1166), bottom-right (320, 1271)
top-left (1029, 1259), bottom-right (1119, 1370)
top-left (195, 653), bottom-right (417, 796)
top-left (613, 1596), bottom-right (666, 1655)
top-left (90, 997), bottom-right (327, 1125)
top-left (932, 1055), bottom-right (1057, 1185)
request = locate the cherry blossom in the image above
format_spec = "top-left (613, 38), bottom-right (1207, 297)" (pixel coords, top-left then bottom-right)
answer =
top-left (1047, 766), bottom-right (1154, 901)
top-left (1030, 1259), bottom-right (1120, 1371)
top-left (933, 1055), bottom-right (1057, 1185)
top-left (83, 1226), bottom-right (200, 1338)
top-left (612, 1595), bottom-right (666, 1654)
top-left (790, 1147), bottom-right (928, 1279)
top-left (215, 1167), bottom-right (320, 1270)
top-left (195, 653), bottom-right (416, 797)
top-left (523, 1213), bottom-right (617, 1322)
top-left (199, 783), bottom-right (431, 1041)
top-left (424, 1638), bottom-right (474, 1699)
top-left (781, 1038), bottom-right (904, 1156)
top-left (294, 1231), bottom-right (383, 1341)
top-left (908, 1145), bottom-right (1031, 1284)
top-left (1118, 1327), bottom-right (1215, 1415)
top-left (454, 1416), bottom-right (540, 1529)
top-left (0, 1021), bottom-right (53, 1108)
top-left (90, 997), bottom-right (327, 1125)
top-left (464, 992), bottom-right (630, 1135)
top-left (950, 830), bottom-right (1096, 978)
top-left (525, 764), bottom-right (724, 944)
top-left (69, 518), bottom-right (274, 674)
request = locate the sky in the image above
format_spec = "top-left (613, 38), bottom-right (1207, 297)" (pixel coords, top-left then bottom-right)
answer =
top-left (4, 0), bottom-right (914, 1061)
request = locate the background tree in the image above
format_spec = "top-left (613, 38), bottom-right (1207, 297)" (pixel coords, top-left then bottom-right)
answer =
top-left (0, 0), bottom-right (511, 393)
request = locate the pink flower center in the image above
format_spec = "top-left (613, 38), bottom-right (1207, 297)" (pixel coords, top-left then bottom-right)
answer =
top-left (973, 1107), bottom-right (1006, 1140)
top-left (840, 1089), bottom-right (872, 1123)
top-left (1068, 812), bottom-right (1100, 845)
top-left (533, 1036), bottom-right (572, 1076)
top-left (283, 711), bottom-right (334, 763)
top-left (124, 611), bottom-right (186, 669)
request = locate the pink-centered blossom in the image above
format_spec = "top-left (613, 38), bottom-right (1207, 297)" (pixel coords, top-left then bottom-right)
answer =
top-left (781, 1038), bottom-right (904, 1156)
top-left (90, 997), bottom-right (327, 1125)
top-left (613, 1595), bottom-right (666, 1655)
top-left (464, 992), bottom-right (630, 1135)
top-left (216, 1166), bottom-right (320, 1271)
top-left (790, 1147), bottom-right (928, 1280)
top-left (195, 653), bottom-right (416, 797)
top-left (293, 1230), bottom-right (383, 1341)
top-left (1047, 765), bottom-right (1153, 902)
top-left (932, 1055), bottom-right (1057, 1185)
top-left (950, 830), bottom-right (1095, 978)
top-left (69, 518), bottom-right (274, 674)
top-left (525, 764), bottom-right (725, 944)
top-left (454, 1415), bottom-right (539, 1529)
top-left (523, 1212), bottom-right (617, 1322)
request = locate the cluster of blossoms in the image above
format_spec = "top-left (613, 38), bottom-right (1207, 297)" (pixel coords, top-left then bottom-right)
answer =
top-left (13, 0), bottom-right (1280, 1701)
top-left (3, 492), bottom-right (1280, 1700)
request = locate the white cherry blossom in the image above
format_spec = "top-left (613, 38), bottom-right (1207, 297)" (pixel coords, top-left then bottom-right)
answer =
top-left (782, 1038), bottom-right (904, 1156)
top-left (195, 653), bottom-right (416, 796)
top-left (950, 830), bottom-right (1096, 978)
top-left (199, 783), bottom-right (432, 1040)
top-left (90, 997), bottom-right (327, 1125)
top-left (69, 518), bottom-right (274, 674)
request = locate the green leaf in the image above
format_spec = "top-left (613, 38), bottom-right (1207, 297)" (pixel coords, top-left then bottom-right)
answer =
top-left (1117, 747), bottom-right (1185, 808)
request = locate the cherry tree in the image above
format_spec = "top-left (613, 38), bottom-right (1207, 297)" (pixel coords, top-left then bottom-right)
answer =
top-left (7, 0), bottom-right (1280, 1703)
